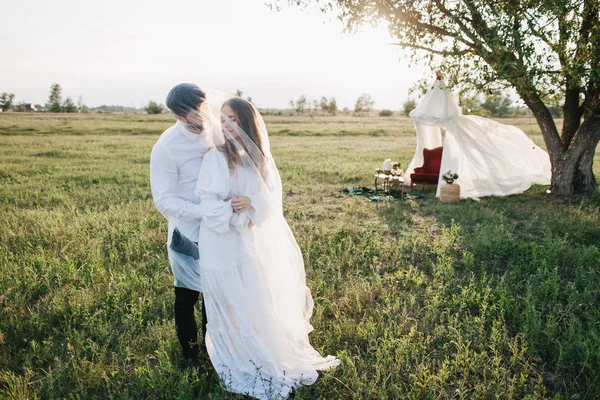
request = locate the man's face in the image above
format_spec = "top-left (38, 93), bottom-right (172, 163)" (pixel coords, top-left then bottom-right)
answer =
top-left (177, 102), bottom-right (207, 134)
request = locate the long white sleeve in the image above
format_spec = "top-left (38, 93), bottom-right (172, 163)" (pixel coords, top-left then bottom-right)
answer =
top-left (246, 191), bottom-right (264, 227)
top-left (230, 208), bottom-right (251, 231)
top-left (246, 161), bottom-right (281, 227)
top-left (150, 142), bottom-right (203, 221)
top-left (195, 150), bottom-right (234, 233)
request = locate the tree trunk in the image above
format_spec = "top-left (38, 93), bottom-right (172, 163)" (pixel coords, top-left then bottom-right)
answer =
top-left (572, 116), bottom-right (600, 193)
top-left (523, 92), bottom-right (600, 196)
top-left (561, 87), bottom-right (583, 148)
top-left (551, 116), bottom-right (600, 196)
top-left (573, 144), bottom-right (598, 192)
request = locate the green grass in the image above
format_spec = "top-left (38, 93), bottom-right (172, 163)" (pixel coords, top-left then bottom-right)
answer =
top-left (0, 112), bottom-right (599, 399)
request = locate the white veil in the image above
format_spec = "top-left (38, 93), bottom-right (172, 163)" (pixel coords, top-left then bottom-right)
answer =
top-left (166, 90), bottom-right (295, 299)
top-left (172, 90), bottom-right (339, 396)
top-left (201, 91), bottom-right (313, 329)
top-left (205, 92), bottom-right (313, 337)
top-left (203, 90), bottom-right (282, 210)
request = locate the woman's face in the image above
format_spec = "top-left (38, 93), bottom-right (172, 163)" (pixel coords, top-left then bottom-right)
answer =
top-left (221, 104), bottom-right (239, 139)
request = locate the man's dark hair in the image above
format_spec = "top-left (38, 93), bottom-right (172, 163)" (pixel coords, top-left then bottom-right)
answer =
top-left (166, 83), bottom-right (206, 117)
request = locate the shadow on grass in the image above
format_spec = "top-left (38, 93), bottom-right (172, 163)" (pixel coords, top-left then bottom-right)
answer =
top-left (377, 185), bottom-right (600, 398)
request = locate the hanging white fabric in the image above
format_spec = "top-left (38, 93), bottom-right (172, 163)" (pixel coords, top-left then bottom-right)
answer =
top-left (405, 80), bottom-right (551, 199)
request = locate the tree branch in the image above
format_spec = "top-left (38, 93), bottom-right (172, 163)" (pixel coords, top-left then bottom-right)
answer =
top-left (390, 41), bottom-right (471, 56)
top-left (463, 0), bottom-right (492, 38)
top-left (575, 0), bottom-right (597, 60)
top-left (431, 0), bottom-right (480, 49)
top-left (520, 90), bottom-right (565, 157)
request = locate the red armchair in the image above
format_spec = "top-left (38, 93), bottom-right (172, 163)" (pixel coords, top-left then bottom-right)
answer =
top-left (410, 147), bottom-right (443, 185)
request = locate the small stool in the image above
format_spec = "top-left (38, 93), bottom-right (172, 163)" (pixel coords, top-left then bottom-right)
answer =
top-left (374, 173), bottom-right (391, 195)
top-left (375, 173), bottom-right (405, 198)
top-left (440, 183), bottom-right (460, 202)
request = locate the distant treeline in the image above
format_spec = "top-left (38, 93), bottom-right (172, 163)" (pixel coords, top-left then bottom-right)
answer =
top-left (0, 83), bottom-right (144, 114)
top-left (1, 84), bottom-right (563, 118)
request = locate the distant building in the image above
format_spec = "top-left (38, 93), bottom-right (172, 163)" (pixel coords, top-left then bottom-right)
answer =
top-left (25, 103), bottom-right (36, 111)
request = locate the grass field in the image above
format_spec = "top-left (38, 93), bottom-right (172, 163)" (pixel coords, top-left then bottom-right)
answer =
top-left (1, 112), bottom-right (599, 399)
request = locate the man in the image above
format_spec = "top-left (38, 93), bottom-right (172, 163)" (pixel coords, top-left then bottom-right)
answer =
top-left (150, 83), bottom-right (210, 367)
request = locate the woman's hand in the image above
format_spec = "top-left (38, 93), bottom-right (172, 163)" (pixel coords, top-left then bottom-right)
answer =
top-left (232, 194), bottom-right (252, 213)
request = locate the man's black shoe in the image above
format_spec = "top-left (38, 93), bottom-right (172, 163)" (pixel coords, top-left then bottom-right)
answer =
top-left (180, 357), bottom-right (202, 369)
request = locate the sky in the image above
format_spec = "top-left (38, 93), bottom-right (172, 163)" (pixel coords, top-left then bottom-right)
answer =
top-left (1, 0), bottom-right (429, 110)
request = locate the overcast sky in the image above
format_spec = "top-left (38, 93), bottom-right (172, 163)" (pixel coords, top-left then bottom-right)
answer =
top-left (1, 0), bottom-right (429, 109)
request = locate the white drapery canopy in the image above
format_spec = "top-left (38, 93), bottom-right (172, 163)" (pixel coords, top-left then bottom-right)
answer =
top-left (404, 80), bottom-right (551, 199)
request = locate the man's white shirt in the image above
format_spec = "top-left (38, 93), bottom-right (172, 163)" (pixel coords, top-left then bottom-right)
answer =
top-left (150, 120), bottom-right (210, 245)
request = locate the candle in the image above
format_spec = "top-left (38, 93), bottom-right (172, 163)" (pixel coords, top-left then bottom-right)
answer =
top-left (382, 158), bottom-right (392, 172)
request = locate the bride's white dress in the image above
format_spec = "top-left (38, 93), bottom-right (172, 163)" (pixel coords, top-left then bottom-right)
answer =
top-left (194, 149), bottom-right (339, 399)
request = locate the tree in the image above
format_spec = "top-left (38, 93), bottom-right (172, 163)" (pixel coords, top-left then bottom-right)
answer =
top-left (317, 96), bottom-right (339, 116)
top-left (144, 101), bottom-right (164, 114)
top-left (62, 97), bottom-right (77, 113)
top-left (320, 96), bottom-right (329, 116)
top-left (234, 89), bottom-right (254, 104)
top-left (354, 93), bottom-right (375, 115)
top-left (402, 98), bottom-right (417, 116)
top-left (328, 97), bottom-right (338, 115)
top-left (459, 93), bottom-right (485, 116)
top-left (77, 96), bottom-right (89, 113)
top-left (481, 93), bottom-right (513, 117)
top-left (311, 99), bottom-right (319, 115)
top-left (48, 83), bottom-right (63, 113)
top-left (0, 92), bottom-right (15, 111)
top-left (291, 95), bottom-right (307, 115)
top-left (279, 1), bottom-right (600, 195)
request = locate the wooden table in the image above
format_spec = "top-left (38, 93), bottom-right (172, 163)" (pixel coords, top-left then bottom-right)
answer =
top-left (374, 173), bottom-right (406, 198)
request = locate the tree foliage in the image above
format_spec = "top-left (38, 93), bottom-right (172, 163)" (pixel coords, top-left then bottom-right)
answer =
top-left (48, 83), bottom-right (63, 113)
top-left (327, 97), bottom-right (338, 115)
top-left (290, 95), bottom-right (308, 114)
top-left (144, 101), bottom-right (164, 115)
top-left (235, 89), bottom-right (253, 104)
top-left (0, 92), bottom-right (15, 111)
top-left (77, 96), bottom-right (89, 113)
top-left (480, 93), bottom-right (513, 117)
top-left (317, 96), bottom-right (338, 115)
top-left (354, 93), bottom-right (375, 115)
top-left (319, 96), bottom-right (329, 115)
top-left (403, 98), bottom-right (417, 116)
top-left (62, 97), bottom-right (78, 113)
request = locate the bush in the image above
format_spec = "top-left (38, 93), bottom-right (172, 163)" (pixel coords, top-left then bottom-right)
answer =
top-left (403, 99), bottom-right (417, 115)
top-left (144, 101), bottom-right (164, 115)
top-left (379, 109), bottom-right (394, 117)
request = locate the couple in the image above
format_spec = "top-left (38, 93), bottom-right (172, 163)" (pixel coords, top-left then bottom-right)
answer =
top-left (150, 83), bottom-right (340, 399)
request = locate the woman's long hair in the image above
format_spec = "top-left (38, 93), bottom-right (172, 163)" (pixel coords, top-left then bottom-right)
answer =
top-left (219, 98), bottom-right (267, 177)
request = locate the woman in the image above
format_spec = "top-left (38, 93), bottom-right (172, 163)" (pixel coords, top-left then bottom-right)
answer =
top-left (194, 96), bottom-right (339, 399)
